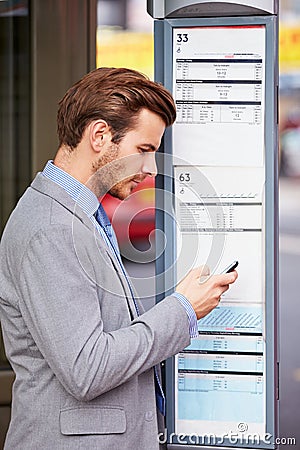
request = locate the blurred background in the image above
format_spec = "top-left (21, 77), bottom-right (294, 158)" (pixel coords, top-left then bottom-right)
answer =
top-left (0, 0), bottom-right (300, 447)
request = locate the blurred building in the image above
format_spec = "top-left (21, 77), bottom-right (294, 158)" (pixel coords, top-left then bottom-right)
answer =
top-left (97, 0), bottom-right (156, 258)
top-left (279, 0), bottom-right (300, 176)
top-left (97, 0), bottom-right (153, 78)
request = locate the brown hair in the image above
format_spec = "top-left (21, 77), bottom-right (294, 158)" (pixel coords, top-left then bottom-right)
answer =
top-left (57, 67), bottom-right (176, 149)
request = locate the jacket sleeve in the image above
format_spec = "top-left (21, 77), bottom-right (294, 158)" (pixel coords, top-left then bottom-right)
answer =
top-left (17, 225), bottom-right (191, 402)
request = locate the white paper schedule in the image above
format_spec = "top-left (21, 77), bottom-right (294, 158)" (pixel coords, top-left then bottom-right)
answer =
top-left (174, 165), bottom-right (265, 301)
top-left (172, 26), bottom-right (266, 167)
top-left (174, 162), bottom-right (266, 438)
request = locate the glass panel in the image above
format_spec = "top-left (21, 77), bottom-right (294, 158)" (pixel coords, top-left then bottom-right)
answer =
top-left (0, 0), bottom-right (31, 369)
top-left (0, 0), bottom-right (31, 234)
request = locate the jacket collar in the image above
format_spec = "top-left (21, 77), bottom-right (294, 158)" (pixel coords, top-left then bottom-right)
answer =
top-left (31, 173), bottom-right (97, 235)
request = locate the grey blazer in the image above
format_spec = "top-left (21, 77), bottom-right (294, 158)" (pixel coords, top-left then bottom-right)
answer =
top-left (0, 174), bottom-right (190, 450)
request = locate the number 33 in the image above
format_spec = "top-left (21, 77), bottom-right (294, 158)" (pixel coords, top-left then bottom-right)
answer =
top-left (177, 33), bottom-right (189, 43)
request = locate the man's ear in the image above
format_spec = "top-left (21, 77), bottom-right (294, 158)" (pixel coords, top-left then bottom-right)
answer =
top-left (89, 120), bottom-right (112, 153)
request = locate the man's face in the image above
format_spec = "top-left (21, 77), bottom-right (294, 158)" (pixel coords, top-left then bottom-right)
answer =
top-left (90, 109), bottom-right (166, 200)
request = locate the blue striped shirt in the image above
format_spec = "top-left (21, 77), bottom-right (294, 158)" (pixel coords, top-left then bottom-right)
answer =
top-left (42, 160), bottom-right (198, 338)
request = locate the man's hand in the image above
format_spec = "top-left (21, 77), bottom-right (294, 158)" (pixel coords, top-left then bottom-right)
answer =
top-left (176, 266), bottom-right (238, 320)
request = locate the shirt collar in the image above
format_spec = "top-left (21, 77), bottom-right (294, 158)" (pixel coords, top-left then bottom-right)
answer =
top-left (42, 160), bottom-right (99, 218)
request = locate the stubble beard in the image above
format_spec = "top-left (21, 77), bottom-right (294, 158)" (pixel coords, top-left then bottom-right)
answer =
top-left (88, 142), bottom-right (139, 200)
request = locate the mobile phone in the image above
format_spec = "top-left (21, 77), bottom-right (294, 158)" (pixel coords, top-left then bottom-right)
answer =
top-left (222, 260), bottom-right (239, 273)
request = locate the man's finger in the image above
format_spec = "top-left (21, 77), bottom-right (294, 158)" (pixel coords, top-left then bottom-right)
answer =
top-left (218, 270), bottom-right (238, 285)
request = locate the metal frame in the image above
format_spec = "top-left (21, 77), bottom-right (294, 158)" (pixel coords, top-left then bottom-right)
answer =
top-left (155, 14), bottom-right (278, 450)
top-left (148, 0), bottom-right (277, 19)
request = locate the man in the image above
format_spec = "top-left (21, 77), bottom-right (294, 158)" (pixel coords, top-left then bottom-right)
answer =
top-left (0, 68), bottom-right (237, 449)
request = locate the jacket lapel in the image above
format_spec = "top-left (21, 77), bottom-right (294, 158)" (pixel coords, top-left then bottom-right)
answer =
top-left (30, 173), bottom-right (138, 320)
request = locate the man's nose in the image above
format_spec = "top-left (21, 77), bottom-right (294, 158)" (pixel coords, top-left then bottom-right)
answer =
top-left (141, 152), bottom-right (157, 177)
